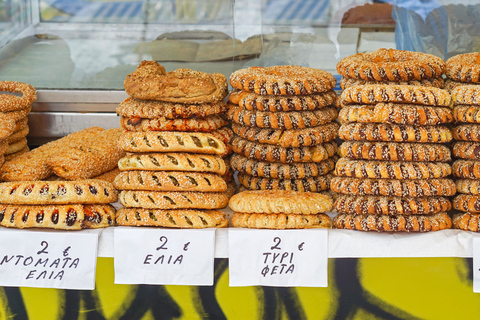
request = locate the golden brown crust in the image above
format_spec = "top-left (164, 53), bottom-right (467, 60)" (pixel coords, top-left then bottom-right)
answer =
top-left (453, 194), bottom-right (480, 213)
top-left (227, 104), bottom-right (337, 130)
top-left (338, 104), bottom-right (453, 125)
top-left (0, 81), bottom-right (37, 112)
top-left (339, 123), bottom-right (452, 143)
top-left (335, 158), bottom-right (451, 180)
top-left (456, 179), bottom-right (480, 195)
top-left (336, 48), bottom-right (445, 81)
top-left (452, 159), bottom-right (480, 178)
top-left (229, 190), bottom-right (333, 214)
top-left (230, 153), bottom-right (336, 179)
top-left (453, 105), bottom-right (480, 123)
top-left (5, 138), bottom-right (27, 155)
top-left (0, 106), bottom-right (31, 122)
top-left (120, 115), bottom-right (227, 132)
top-left (229, 66), bottom-right (336, 95)
top-left (339, 141), bottom-right (451, 162)
top-left (116, 208), bottom-right (228, 228)
top-left (232, 212), bottom-right (331, 229)
top-left (453, 124), bottom-right (480, 141)
top-left (454, 141), bottom-right (480, 159)
top-left (231, 136), bottom-right (337, 163)
top-left (331, 177), bottom-right (456, 197)
top-left (339, 77), bottom-right (445, 90)
top-left (119, 190), bottom-right (229, 209)
top-left (453, 212), bottom-right (480, 231)
top-left (451, 85), bottom-right (480, 105)
top-left (446, 53), bottom-right (480, 83)
top-left (91, 168), bottom-right (121, 183)
top-left (4, 146), bottom-right (29, 161)
top-left (82, 204), bottom-right (116, 228)
top-left (231, 122), bottom-right (338, 148)
top-left (0, 180), bottom-right (117, 205)
top-left (114, 171), bottom-right (227, 192)
top-left (228, 90), bottom-right (336, 111)
top-left (334, 195), bottom-right (451, 215)
top-left (333, 212), bottom-right (452, 232)
top-left (444, 79), bottom-right (463, 92)
top-left (237, 173), bottom-right (331, 192)
top-left (6, 126), bottom-right (29, 144)
top-left (124, 61), bottom-right (228, 103)
top-left (0, 118), bottom-right (16, 140)
top-left (0, 140), bottom-right (8, 155)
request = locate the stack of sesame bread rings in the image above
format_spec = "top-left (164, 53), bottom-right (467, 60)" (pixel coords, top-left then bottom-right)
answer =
top-left (228, 65), bottom-right (339, 194)
top-left (114, 61), bottom-right (234, 229)
top-left (332, 48), bottom-right (455, 232)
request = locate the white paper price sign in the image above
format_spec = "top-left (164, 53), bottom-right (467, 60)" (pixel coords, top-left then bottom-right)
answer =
top-left (114, 228), bottom-right (215, 286)
top-left (473, 234), bottom-right (480, 293)
top-left (0, 229), bottom-right (99, 290)
top-left (229, 229), bottom-right (328, 287)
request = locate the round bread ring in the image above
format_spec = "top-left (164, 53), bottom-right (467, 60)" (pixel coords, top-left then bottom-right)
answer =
top-left (237, 172), bottom-right (332, 192)
top-left (456, 179), bottom-right (480, 195)
top-left (0, 81), bottom-right (37, 112)
top-left (4, 146), bottom-right (29, 161)
top-left (6, 126), bottom-right (29, 144)
top-left (5, 138), bottom-right (27, 155)
top-left (453, 124), bottom-right (480, 141)
top-left (336, 48), bottom-right (445, 81)
top-left (446, 52), bottom-right (480, 83)
top-left (0, 106), bottom-right (32, 122)
top-left (453, 212), bottom-right (480, 232)
top-left (341, 85), bottom-right (451, 107)
top-left (453, 194), bottom-right (480, 213)
top-left (0, 117), bottom-right (15, 140)
top-left (232, 212), bottom-right (332, 229)
top-left (453, 105), bottom-right (480, 123)
top-left (120, 115), bottom-right (227, 132)
top-left (228, 90), bottom-right (337, 112)
top-left (452, 85), bottom-right (480, 105)
top-left (339, 77), bottom-right (445, 90)
top-left (334, 195), bottom-right (451, 215)
top-left (333, 212), bottom-right (452, 232)
top-left (13, 117), bottom-right (28, 132)
top-left (229, 65), bottom-right (336, 95)
top-left (453, 141), bottom-right (480, 160)
top-left (0, 140), bottom-right (8, 155)
top-left (453, 159), bottom-right (480, 179)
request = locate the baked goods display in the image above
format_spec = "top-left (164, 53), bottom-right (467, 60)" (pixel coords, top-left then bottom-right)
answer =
top-left (116, 61), bottom-right (231, 228)
top-left (229, 190), bottom-right (332, 229)
top-left (228, 65), bottom-right (338, 192)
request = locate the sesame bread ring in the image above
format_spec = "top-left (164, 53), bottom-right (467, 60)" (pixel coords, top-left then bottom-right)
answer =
top-left (333, 212), bottom-right (452, 232)
top-left (0, 140), bottom-right (8, 155)
top-left (4, 146), bottom-right (29, 161)
top-left (231, 136), bottom-right (337, 163)
top-left (237, 172), bottom-right (332, 192)
top-left (116, 97), bottom-right (227, 119)
top-left (119, 190), bottom-right (229, 209)
top-left (0, 81), bottom-right (37, 112)
top-left (228, 90), bottom-right (337, 111)
top-left (116, 208), bottom-right (228, 228)
top-left (453, 159), bottom-right (480, 178)
top-left (453, 105), bottom-right (480, 123)
top-left (232, 122), bottom-right (339, 148)
top-left (0, 117), bottom-right (15, 140)
top-left (230, 153), bottom-right (335, 179)
top-left (124, 61), bottom-right (228, 103)
top-left (334, 195), bottom-right (451, 215)
top-left (227, 104), bottom-right (338, 130)
top-left (0, 180), bottom-right (117, 204)
top-left (339, 123), bottom-right (452, 143)
top-left (114, 171), bottom-right (227, 192)
top-left (6, 126), bottom-right (29, 144)
top-left (336, 48), bottom-right (445, 81)
top-left (453, 194), bottom-right (480, 213)
top-left (339, 77), bottom-right (445, 90)
top-left (5, 138), bottom-right (27, 155)
top-left (330, 177), bottom-right (456, 197)
top-left (341, 85), bottom-right (451, 107)
top-left (0, 106), bottom-right (32, 122)
top-left (120, 114), bottom-right (227, 132)
top-left (338, 104), bottom-right (453, 125)
top-left (451, 85), bottom-right (480, 105)
top-left (229, 65), bottom-right (336, 95)
top-left (446, 52), bottom-right (480, 83)
top-left (452, 124), bottom-right (480, 141)
top-left (335, 158), bottom-right (451, 180)
top-left (339, 141), bottom-right (451, 162)
top-left (232, 213), bottom-right (331, 229)
top-left (453, 212), bottom-right (480, 232)
top-left (453, 142), bottom-right (480, 159)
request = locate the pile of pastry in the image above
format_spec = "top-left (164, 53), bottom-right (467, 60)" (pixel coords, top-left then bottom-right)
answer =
top-left (0, 81), bottom-right (36, 165)
top-left (332, 48), bottom-right (454, 232)
top-left (115, 61), bottom-right (233, 228)
top-left (445, 52), bottom-right (480, 91)
top-left (228, 65), bottom-right (339, 193)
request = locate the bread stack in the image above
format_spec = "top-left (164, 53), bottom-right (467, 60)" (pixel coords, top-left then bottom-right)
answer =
top-left (0, 81), bottom-right (36, 165)
top-left (331, 84), bottom-right (455, 232)
top-left (450, 85), bottom-right (480, 231)
top-left (0, 180), bottom-right (117, 230)
top-left (445, 53), bottom-right (480, 92)
top-left (228, 65), bottom-right (339, 193)
top-left (115, 61), bottom-right (232, 228)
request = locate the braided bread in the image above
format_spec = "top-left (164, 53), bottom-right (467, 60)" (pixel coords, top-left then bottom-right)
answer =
top-left (453, 212), bottom-right (480, 232)
top-left (339, 77), bottom-right (445, 90)
top-left (238, 173), bottom-right (331, 192)
top-left (456, 179), bottom-right (480, 195)
top-left (453, 124), bottom-right (480, 141)
top-left (453, 194), bottom-right (480, 213)
top-left (453, 105), bottom-right (480, 123)
top-left (446, 53), bottom-right (480, 83)
top-left (453, 159), bottom-right (480, 178)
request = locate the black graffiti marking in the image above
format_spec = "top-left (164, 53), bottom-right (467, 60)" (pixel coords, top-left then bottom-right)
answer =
top-left (193, 259), bottom-right (228, 319)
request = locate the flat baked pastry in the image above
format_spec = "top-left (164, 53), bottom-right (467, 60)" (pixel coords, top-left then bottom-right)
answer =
top-left (333, 212), bottom-right (452, 232)
top-left (446, 53), bottom-right (480, 83)
top-left (335, 158), bottom-right (451, 180)
top-left (232, 212), bottom-right (331, 229)
top-left (453, 124), bottom-right (480, 141)
top-left (229, 190), bottom-right (333, 214)
top-left (118, 131), bottom-right (227, 155)
top-left (119, 190), bottom-right (229, 209)
top-left (114, 171), bottom-right (227, 192)
top-left (456, 179), bottom-right (480, 195)
top-left (228, 89), bottom-right (336, 111)
top-left (231, 122), bottom-right (338, 148)
top-left (334, 195), bottom-right (451, 215)
top-left (453, 105), bottom-right (480, 123)
top-left (453, 212), bottom-right (480, 232)
top-left (231, 153), bottom-right (335, 179)
top-left (124, 61), bottom-right (228, 103)
top-left (120, 115), bottom-right (227, 132)
top-left (238, 173), bottom-right (332, 192)
top-left (339, 77), bottom-right (445, 90)
top-left (118, 153), bottom-right (227, 174)
top-left (339, 123), bottom-right (453, 143)
top-left (453, 159), bottom-right (480, 178)
top-left (453, 194), bottom-right (480, 213)
top-left (229, 65), bottom-right (336, 95)
top-left (339, 141), bottom-right (451, 162)
top-left (331, 177), bottom-right (456, 197)
top-left (116, 208), bottom-right (228, 228)
top-left (0, 180), bottom-right (117, 204)
top-left (82, 204), bottom-right (116, 228)
top-left (231, 136), bottom-right (337, 163)
top-left (0, 81), bottom-right (37, 112)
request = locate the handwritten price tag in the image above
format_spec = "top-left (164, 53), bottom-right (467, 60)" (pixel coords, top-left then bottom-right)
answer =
top-left (114, 228), bottom-right (215, 286)
top-left (0, 229), bottom-right (99, 290)
top-left (229, 229), bottom-right (328, 287)
top-left (473, 234), bottom-right (480, 293)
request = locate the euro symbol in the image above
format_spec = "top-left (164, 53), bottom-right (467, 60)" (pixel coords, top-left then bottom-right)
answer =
top-left (298, 242), bottom-right (305, 251)
top-left (63, 246), bottom-right (71, 257)
top-left (183, 242), bottom-right (190, 251)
